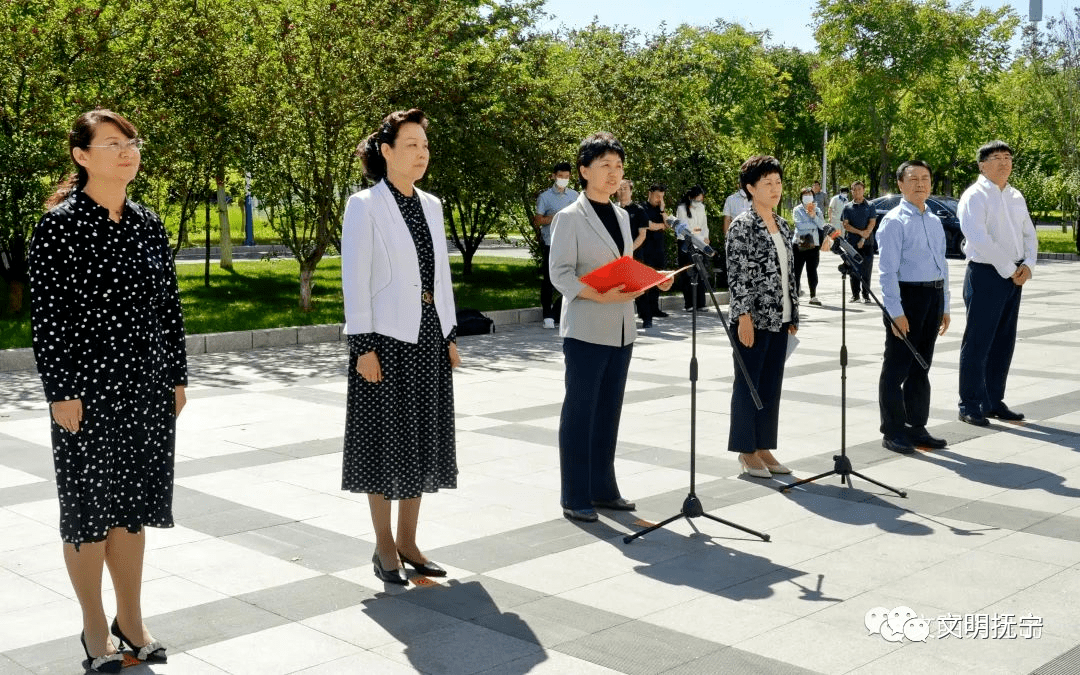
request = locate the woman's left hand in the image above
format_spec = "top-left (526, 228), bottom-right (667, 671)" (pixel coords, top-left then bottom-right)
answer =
top-left (788, 324), bottom-right (798, 336)
top-left (449, 342), bottom-right (462, 368)
top-left (175, 385), bottom-right (187, 417)
top-left (658, 278), bottom-right (674, 292)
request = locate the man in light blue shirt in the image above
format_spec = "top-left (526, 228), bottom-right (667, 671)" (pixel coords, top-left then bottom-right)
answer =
top-left (876, 160), bottom-right (951, 454)
top-left (534, 162), bottom-right (578, 327)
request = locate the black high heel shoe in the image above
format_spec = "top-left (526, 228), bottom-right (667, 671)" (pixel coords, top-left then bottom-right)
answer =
top-left (397, 550), bottom-right (447, 577)
top-left (111, 617), bottom-right (167, 663)
top-left (372, 552), bottom-right (409, 585)
top-left (80, 632), bottom-right (124, 673)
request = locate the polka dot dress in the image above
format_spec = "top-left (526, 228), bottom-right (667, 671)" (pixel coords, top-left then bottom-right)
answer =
top-left (28, 191), bottom-right (187, 546)
top-left (342, 181), bottom-right (457, 499)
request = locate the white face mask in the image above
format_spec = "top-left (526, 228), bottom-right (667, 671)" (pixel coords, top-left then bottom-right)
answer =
top-left (555, 178), bottom-right (570, 189)
top-left (692, 200), bottom-right (704, 209)
top-left (802, 195), bottom-right (813, 205)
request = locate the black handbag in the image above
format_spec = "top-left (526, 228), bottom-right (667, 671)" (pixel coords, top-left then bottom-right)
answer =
top-left (797, 234), bottom-right (816, 251)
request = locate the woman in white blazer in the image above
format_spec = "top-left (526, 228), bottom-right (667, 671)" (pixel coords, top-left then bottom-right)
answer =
top-left (550, 132), bottom-right (672, 522)
top-left (340, 109), bottom-right (460, 585)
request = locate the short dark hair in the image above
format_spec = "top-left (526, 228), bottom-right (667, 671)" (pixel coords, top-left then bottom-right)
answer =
top-left (839, 186), bottom-right (850, 193)
top-left (648, 183), bottom-right (667, 194)
top-left (358, 108), bottom-right (428, 182)
top-left (896, 160), bottom-right (933, 183)
top-left (977, 140), bottom-right (1013, 163)
top-left (850, 180), bottom-right (865, 188)
top-left (812, 180), bottom-right (821, 186)
top-left (576, 132), bottom-right (625, 189)
top-left (552, 161), bottom-right (573, 174)
top-left (738, 155), bottom-right (783, 199)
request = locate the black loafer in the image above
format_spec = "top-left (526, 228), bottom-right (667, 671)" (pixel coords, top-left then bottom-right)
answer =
top-left (592, 498), bottom-right (636, 511)
top-left (397, 551), bottom-right (446, 577)
top-left (909, 433), bottom-right (947, 449)
top-left (654, 311), bottom-right (669, 318)
top-left (882, 436), bottom-right (916, 454)
top-left (372, 553), bottom-right (408, 585)
top-left (562, 507), bottom-right (599, 522)
top-left (958, 411), bottom-right (990, 427)
top-left (989, 405), bottom-right (1024, 421)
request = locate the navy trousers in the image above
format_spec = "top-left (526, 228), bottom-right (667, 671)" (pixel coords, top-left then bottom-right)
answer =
top-left (728, 326), bottom-right (789, 453)
top-left (879, 285), bottom-right (942, 437)
top-left (559, 338), bottom-right (633, 510)
top-left (849, 252), bottom-right (874, 299)
top-left (958, 261), bottom-right (1022, 415)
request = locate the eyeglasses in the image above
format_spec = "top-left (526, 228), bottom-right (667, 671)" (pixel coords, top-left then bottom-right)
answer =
top-left (87, 138), bottom-right (144, 153)
top-left (984, 153), bottom-right (1012, 162)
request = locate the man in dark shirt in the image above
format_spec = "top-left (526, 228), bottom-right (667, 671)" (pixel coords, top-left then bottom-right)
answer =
top-left (841, 180), bottom-right (877, 303)
top-left (635, 183), bottom-right (669, 322)
top-left (618, 180), bottom-right (654, 327)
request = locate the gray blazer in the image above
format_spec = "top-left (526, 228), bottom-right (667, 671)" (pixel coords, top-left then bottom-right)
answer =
top-left (549, 192), bottom-right (636, 347)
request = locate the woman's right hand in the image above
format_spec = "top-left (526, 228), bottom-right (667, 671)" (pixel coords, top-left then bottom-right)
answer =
top-left (737, 314), bottom-right (754, 348)
top-left (51, 399), bottom-right (83, 433)
top-left (356, 352), bottom-right (383, 383)
top-left (580, 284), bottom-right (644, 304)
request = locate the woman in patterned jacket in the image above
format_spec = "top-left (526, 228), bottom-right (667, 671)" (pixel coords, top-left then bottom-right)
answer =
top-left (725, 156), bottom-right (799, 479)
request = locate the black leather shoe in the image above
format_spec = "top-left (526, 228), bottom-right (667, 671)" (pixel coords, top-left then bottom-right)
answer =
top-left (988, 405), bottom-right (1024, 421)
top-left (958, 411), bottom-right (990, 427)
top-left (80, 633), bottom-right (124, 674)
top-left (654, 311), bottom-right (669, 318)
top-left (397, 551), bottom-right (446, 577)
top-left (592, 498), bottom-right (636, 511)
top-left (882, 436), bottom-right (916, 454)
top-left (909, 432), bottom-right (947, 449)
top-left (111, 617), bottom-right (167, 663)
top-left (641, 320), bottom-right (653, 328)
top-left (562, 507), bottom-right (599, 522)
top-left (372, 553), bottom-right (409, 585)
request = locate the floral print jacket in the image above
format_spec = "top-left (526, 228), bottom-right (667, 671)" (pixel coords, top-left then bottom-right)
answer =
top-left (725, 206), bottom-right (799, 332)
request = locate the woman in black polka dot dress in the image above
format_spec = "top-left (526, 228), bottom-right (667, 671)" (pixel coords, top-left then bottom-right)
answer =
top-left (28, 110), bottom-right (185, 672)
top-left (341, 109), bottom-right (460, 585)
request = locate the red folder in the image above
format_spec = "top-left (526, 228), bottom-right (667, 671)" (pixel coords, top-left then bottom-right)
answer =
top-left (580, 256), bottom-right (691, 293)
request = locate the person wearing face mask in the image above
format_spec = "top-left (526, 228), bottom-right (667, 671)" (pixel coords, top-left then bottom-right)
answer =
top-left (535, 162), bottom-right (579, 329)
top-left (675, 185), bottom-right (709, 311)
top-left (791, 186), bottom-right (828, 306)
top-left (827, 186), bottom-right (849, 230)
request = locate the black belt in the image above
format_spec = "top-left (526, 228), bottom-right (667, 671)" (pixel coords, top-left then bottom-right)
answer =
top-left (421, 290), bottom-right (435, 304)
top-left (898, 280), bottom-right (944, 289)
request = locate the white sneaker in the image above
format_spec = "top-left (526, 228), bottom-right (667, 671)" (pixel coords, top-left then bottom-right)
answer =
top-left (542, 318), bottom-right (555, 329)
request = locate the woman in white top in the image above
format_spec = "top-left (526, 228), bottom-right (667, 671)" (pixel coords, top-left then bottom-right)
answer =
top-left (675, 185), bottom-right (709, 310)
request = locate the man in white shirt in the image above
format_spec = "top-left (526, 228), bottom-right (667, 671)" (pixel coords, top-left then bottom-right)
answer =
top-left (957, 140), bottom-right (1038, 426)
top-left (722, 188), bottom-right (750, 235)
top-left (827, 186), bottom-right (849, 228)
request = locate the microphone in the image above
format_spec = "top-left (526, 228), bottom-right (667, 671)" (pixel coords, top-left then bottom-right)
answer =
top-left (822, 224), bottom-right (863, 264)
top-left (666, 216), bottom-right (715, 256)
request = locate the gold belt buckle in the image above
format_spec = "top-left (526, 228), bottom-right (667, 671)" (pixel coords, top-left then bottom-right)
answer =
top-left (422, 291), bottom-right (434, 304)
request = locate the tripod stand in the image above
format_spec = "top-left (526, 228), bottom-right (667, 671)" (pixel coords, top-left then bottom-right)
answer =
top-left (624, 248), bottom-right (771, 544)
top-left (779, 250), bottom-right (912, 497)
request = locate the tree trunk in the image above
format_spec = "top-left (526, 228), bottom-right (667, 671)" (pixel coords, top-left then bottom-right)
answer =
top-left (877, 134), bottom-right (891, 195)
top-left (6, 280), bottom-right (24, 314)
top-left (216, 171), bottom-right (233, 270)
top-left (299, 263), bottom-right (314, 312)
top-left (204, 191), bottom-right (212, 288)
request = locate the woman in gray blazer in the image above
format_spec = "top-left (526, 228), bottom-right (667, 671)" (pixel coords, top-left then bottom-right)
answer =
top-left (341, 109), bottom-right (460, 584)
top-left (550, 132), bottom-right (672, 522)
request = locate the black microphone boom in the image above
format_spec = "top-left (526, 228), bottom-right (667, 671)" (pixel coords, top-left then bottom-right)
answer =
top-left (667, 216), bottom-right (715, 256)
top-left (822, 224), bottom-right (863, 264)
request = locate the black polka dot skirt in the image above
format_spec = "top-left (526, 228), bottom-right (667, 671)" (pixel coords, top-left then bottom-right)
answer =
top-left (342, 304), bottom-right (457, 499)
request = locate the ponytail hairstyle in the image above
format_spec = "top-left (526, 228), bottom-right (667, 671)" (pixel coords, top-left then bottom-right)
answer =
top-left (45, 109), bottom-right (138, 209)
top-left (357, 108), bottom-right (428, 182)
top-left (678, 184), bottom-right (705, 215)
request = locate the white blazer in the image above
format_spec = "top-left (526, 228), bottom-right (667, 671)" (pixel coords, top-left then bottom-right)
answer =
top-left (342, 180), bottom-right (456, 344)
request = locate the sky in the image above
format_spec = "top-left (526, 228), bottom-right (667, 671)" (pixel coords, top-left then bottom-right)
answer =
top-left (535, 0), bottom-right (1077, 52)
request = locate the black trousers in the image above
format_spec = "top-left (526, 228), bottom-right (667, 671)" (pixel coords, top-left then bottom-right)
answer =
top-left (793, 247), bottom-right (820, 296)
top-left (849, 252), bottom-right (874, 299)
top-left (958, 262), bottom-right (1023, 415)
top-left (559, 338), bottom-right (633, 510)
top-left (541, 244), bottom-right (556, 320)
top-left (635, 287), bottom-right (659, 321)
top-left (879, 285), bottom-right (943, 437)
top-left (728, 325), bottom-right (789, 453)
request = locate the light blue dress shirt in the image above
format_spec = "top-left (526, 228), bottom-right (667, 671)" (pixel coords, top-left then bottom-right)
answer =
top-left (536, 185), bottom-right (579, 246)
top-left (877, 198), bottom-right (950, 318)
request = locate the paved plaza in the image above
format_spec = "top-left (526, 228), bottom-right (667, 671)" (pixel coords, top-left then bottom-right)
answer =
top-left (1, 256), bottom-right (1079, 674)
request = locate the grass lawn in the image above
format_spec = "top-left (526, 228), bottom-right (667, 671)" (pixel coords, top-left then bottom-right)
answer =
top-left (0, 256), bottom-right (543, 350)
top-left (160, 204), bottom-right (282, 248)
top-left (1037, 229), bottom-right (1078, 254)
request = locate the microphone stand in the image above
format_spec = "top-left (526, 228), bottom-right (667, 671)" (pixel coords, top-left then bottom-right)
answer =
top-left (779, 243), bottom-right (912, 497)
top-left (624, 244), bottom-right (771, 544)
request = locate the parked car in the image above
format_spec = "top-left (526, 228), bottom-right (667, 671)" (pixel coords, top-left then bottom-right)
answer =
top-left (870, 194), bottom-right (965, 258)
